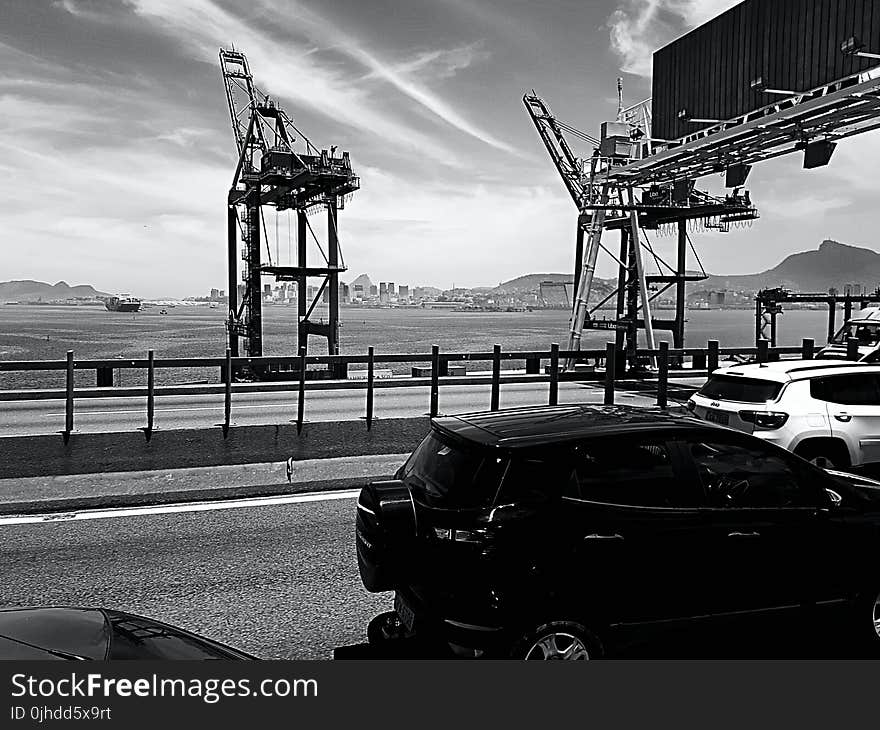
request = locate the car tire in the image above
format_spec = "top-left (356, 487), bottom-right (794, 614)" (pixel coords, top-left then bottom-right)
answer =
top-left (795, 442), bottom-right (850, 470)
top-left (367, 611), bottom-right (411, 645)
top-left (510, 621), bottom-right (602, 660)
top-left (854, 587), bottom-right (880, 656)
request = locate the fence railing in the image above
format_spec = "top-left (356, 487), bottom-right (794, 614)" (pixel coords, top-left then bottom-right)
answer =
top-left (0, 336), bottom-right (846, 443)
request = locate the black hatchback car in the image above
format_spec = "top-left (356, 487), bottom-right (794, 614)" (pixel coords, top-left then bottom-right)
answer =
top-left (356, 405), bottom-right (880, 659)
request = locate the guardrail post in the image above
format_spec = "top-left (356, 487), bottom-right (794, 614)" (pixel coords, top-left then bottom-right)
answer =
top-left (657, 342), bottom-right (669, 411)
top-left (430, 345), bottom-right (440, 417)
top-left (297, 346), bottom-right (306, 434)
top-left (549, 343), bottom-right (559, 406)
top-left (223, 348), bottom-right (232, 437)
top-left (802, 338), bottom-right (815, 360)
top-left (693, 350), bottom-right (707, 371)
top-left (707, 340), bottom-right (719, 374)
top-left (96, 366), bottom-right (113, 387)
top-left (847, 336), bottom-right (860, 361)
top-left (526, 356), bottom-right (540, 375)
top-left (604, 343), bottom-right (615, 406)
top-left (366, 346), bottom-right (374, 431)
top-left (144, 349), bottom-right (155, 441)
top-left (757, 339), bottom-right (769, 364)
top-left (63, 350), bottom-right (74, 443)
top-left (491, 344), bottom-right (501, 412)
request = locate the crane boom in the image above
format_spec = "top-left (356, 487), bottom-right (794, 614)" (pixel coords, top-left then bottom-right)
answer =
top-left (522, 92), bottom-right (595, 206)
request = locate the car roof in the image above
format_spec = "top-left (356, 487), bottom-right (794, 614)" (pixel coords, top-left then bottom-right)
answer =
top-left (711, 359), bottom-right (880, 383)
top-left (432, 405), bottom-right (717, 448)
top-left (0, 607), bottom-right (109, 659)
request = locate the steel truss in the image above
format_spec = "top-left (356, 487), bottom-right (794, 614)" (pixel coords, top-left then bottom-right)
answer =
top-left (220, 49), bottom-right (359, 376)
top-left (524, 93), bottom-right (756, 369)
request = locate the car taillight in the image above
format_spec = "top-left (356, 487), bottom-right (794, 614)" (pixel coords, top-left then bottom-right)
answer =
top-left (433, 527), bottom-right (489, 544)
top-left (739, 411), bottom-right (789, 429)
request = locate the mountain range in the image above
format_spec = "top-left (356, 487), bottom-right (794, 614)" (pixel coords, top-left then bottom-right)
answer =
top-left (0, 280), bottom-right (109, 302)
top-left (697, 240), bottom-right (880, 293)
top-left (496, 240), bottom-right (880, 296)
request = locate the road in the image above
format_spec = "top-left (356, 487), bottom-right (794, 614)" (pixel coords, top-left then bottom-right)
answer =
top-left (2, 489), bottom-right (867, 660)
top-left (0, 381), bottom-right (696, 436)
top-left (2, 493), bottom-right (384, 659)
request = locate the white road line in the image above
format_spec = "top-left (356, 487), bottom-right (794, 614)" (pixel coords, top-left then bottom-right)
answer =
top-left (0, 489), bottom-right (360, 527)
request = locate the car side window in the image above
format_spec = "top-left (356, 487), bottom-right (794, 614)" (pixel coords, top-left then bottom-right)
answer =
top-left (501, 447), bottom-right (579, 503)
top-left (811, 373), bottom-right (880, 405)
top-left (686, 439), bottom-right (816, 509)
top-left (571, 439), bottom-right (688, 507)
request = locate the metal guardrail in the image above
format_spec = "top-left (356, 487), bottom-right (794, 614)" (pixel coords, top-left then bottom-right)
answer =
top-left (0, 339), bottom-right (833, 442)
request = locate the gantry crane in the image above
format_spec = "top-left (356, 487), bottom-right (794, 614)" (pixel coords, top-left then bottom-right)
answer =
top-left (220, 49), bottom-right (359, 376)
top-left (524, 90), bottom-right (758, 368)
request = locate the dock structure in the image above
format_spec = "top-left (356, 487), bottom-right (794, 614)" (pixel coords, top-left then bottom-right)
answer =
top-left (524, 0), bottom-right (880, 370)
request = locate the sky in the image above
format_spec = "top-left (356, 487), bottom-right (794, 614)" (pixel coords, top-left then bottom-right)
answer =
top-left (3, 0), bottom-right (880, 297)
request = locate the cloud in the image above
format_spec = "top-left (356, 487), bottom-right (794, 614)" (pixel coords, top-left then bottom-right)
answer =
top-left (609, 0), bottom-right (741, 76)
top-left (124, 0), bottom-right (512, 160)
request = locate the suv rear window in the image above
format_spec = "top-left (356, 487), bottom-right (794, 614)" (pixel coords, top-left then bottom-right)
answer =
top-left (400, 432), bottom-right (505, 508)
top-left (698, 375), bottom-right (782, 403)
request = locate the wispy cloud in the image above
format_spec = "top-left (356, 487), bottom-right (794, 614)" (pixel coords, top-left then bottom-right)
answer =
top-left (609, 0), bottom-right (740, 76)
top-left (125, 0), bottom-right (513, 160)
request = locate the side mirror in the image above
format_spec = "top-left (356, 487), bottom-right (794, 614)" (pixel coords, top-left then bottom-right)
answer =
top-left (825, 488), bottom-right (843, 507)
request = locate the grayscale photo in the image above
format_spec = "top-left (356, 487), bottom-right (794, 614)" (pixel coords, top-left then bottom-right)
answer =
top-left (3, 0), bottom-right (880, 677)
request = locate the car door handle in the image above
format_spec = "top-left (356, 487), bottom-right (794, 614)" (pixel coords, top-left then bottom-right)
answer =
top-left (727, 531), bottom-right (760, 538)
top-left (833, 413), bottom-right (853, 423)
top-left (584, 533), bottom-right (624, 541)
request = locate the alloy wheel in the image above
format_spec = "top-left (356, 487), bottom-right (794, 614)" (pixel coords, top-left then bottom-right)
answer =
top-left (524, 632), bottom-right (589, 660)
top-left (873, 591), bottom-right (880, 640)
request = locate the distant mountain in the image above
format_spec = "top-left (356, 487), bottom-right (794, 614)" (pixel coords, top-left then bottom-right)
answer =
top-left (0, 280), bottom-right (109, 302)
top-left (701, 240), bottom-right (880, 293)
top-left (494, 273), bottom-right (574, 294)
top-left (349, 273), bottom-right (373, 290)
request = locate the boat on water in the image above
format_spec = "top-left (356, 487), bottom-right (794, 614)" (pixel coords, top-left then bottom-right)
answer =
top-left (104, 295), bottom-right (141, 312)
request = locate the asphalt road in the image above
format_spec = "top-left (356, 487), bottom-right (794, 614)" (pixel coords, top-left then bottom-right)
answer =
top-left (0, 381), bottom-right (687, 436)
top-left (2, 494), bottom-right (385, 660)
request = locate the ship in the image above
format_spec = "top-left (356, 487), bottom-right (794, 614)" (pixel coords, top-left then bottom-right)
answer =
top-left (104, 295), bottom-right (141, 312)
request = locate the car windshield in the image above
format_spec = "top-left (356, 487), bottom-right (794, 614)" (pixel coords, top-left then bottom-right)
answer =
top-left (400, 432), bottom-right (505, 508)
top-left (832, 322), bottom-right (880, 347)
top-left (698, 375), bottom-right (782, 403)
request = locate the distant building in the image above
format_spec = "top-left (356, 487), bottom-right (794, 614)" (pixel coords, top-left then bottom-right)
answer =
top-left (388, 282), bottom-right (396, 297)
top-left (379, 282), bottom-right (389, 304)
top-left (370, 285), bottom-right (378, 297)
top-left (210, 288), bottom-right (220, 300)
top-left (398, 285), bottom-right (409, 302)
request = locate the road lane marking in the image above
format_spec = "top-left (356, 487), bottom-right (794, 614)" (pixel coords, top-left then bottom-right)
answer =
top-left (0, 489), bottom-right (360, 526)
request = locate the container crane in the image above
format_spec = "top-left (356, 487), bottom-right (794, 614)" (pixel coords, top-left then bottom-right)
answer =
top-left (220, 49), bottom-right (359, 377)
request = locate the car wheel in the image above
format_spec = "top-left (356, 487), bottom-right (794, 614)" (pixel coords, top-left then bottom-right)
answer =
top-left (367, 611), bottom-right (411, 645)
top-left (795, 442), bottom-right (848, 470)
top-left (856, 587), bottom-right (880, 654)
top-left (512, 621), bottom-right (601, 660)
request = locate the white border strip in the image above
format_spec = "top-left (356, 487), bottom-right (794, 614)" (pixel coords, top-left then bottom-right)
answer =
top-left (0, 489), bottom-right (360, 527)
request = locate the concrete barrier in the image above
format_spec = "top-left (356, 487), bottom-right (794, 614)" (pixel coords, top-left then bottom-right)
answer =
top-left (0, 417), bottom-right (430, 479)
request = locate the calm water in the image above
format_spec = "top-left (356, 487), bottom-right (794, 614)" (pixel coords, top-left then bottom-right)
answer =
top-left (0, 304), bottom-right (836, 389)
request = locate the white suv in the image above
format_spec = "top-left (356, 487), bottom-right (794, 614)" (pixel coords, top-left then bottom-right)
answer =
top-left (688, 360), bottom-right (880, 469)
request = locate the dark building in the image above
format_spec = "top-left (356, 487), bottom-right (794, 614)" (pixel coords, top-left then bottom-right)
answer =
top-left (652, 0), bottom-right (880, 141)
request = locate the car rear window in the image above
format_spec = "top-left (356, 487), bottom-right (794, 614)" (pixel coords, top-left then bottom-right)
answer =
top-left (400, 432), bottom-right (505, 508)
top-left (698, 375), bottom-right (782, 403)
